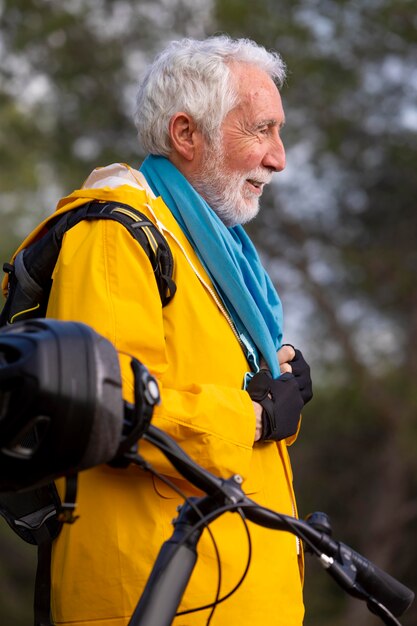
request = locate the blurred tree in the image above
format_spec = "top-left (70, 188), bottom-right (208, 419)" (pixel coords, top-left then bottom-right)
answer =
top-left (0, 0), bottom-right (211, 258)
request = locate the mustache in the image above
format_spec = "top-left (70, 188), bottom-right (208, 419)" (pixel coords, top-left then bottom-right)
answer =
top-left (244, 167), bottom-right (273, 186)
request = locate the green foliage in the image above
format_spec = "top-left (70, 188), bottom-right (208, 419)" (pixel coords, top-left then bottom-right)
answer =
top-left (0, 0), bottom-right (211, 241)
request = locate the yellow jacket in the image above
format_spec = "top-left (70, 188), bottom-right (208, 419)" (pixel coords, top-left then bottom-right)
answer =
top-left (30, 164), bottom-right (304, 625)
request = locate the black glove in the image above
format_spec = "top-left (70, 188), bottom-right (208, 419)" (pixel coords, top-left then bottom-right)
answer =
top-left (287, 347), bottom-right (313, 404)
top-left (247, 370), bottom-right (304, 441)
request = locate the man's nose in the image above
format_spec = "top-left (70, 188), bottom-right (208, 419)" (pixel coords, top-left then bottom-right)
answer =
top-left (263, 135), bottom-right (286, 172)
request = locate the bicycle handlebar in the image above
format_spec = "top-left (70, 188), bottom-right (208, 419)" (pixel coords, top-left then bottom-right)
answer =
top-left (242, 502), bottom-right (413, 617)
top-left (143, 425), bottom-right (414, 619)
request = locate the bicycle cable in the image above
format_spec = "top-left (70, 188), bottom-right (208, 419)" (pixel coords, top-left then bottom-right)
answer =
top-left (128, 449), bottom-right (254, 623)
top-left (126, 451), bottom-right (224, 619)
top-left (175, 507), bottom-right (252, 624)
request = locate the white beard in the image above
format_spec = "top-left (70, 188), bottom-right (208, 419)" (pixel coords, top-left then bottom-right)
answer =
top-left (189, 142), bottom-right (272, 227)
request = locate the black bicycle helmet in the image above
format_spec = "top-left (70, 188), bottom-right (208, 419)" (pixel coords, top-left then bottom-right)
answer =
top-left (0, 319), bottom-right (125, 491)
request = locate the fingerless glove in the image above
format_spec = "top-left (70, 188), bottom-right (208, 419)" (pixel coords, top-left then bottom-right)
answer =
top-left (290, 348), bottom-right (313, 404)
top-left (247, 370), bottom-right (304, 441)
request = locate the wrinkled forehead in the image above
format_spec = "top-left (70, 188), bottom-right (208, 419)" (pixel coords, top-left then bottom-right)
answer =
top-left (227, 62), bottom-right (285, 126)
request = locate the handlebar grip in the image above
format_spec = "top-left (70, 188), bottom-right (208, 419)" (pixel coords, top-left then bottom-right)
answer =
top-left (340, 543), bottom-right (414, 617)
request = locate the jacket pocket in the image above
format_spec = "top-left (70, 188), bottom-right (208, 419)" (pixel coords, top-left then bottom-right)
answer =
top-left (151, 448), bottom-right (264, 499)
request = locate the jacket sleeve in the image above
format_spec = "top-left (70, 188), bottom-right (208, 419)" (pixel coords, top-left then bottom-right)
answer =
top-left (47, 218), bottom-right (258, 483)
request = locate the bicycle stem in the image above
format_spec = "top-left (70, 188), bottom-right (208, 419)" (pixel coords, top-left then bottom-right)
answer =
top-left (128, 479), bottom-right (244, 626)
top-left (128, 506), bottom-right (201, 626)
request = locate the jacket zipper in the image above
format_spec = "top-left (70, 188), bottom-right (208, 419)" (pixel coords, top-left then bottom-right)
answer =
top-left (293, 502), bottom-right (301, 555)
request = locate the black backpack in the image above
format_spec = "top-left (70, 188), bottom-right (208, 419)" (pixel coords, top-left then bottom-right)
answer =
top-left (0, 199), bottom-right (176, 625)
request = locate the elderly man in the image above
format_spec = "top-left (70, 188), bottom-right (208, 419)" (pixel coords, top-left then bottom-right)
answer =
top-left (47, 36), bottom-right (312, 625)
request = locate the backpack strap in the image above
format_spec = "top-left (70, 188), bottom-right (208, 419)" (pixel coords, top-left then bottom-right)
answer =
top-left (0, 483), bottom-right (63, 545)
top-left (34, 527), bottom-right (55, 626)
top-left (1, 200), bottom-right (176, 326)
top-left (0, 478), bottom-right (77, 626)
top-left (33, 477), bottom-right (78, 626)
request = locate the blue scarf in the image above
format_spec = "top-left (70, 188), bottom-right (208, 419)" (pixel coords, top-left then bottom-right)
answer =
top-left (140, 155), bottom-right (283, 378)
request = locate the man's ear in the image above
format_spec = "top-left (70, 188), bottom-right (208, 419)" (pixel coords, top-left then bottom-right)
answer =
top-left (169, 112), bottom-right (201, 161)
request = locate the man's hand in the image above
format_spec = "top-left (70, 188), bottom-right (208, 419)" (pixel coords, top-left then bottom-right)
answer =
top-left (277, 344), bottom-right (296, 374)
top-left (265, 344), bottom-right (313, 403)
top-left (260, 344), bottom-right (295, 373)
top-left (250, 345), bottom-right (313, 442)
top-left (248, 371), bottom-right (303, 442)
top-left (253, 401), bottom-right (264, 442)
top-left (281, 344), bottom-right (313, 404)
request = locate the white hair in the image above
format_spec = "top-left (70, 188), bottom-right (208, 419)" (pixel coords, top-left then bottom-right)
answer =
top-left (134, 35), bottom-right (286, 156)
